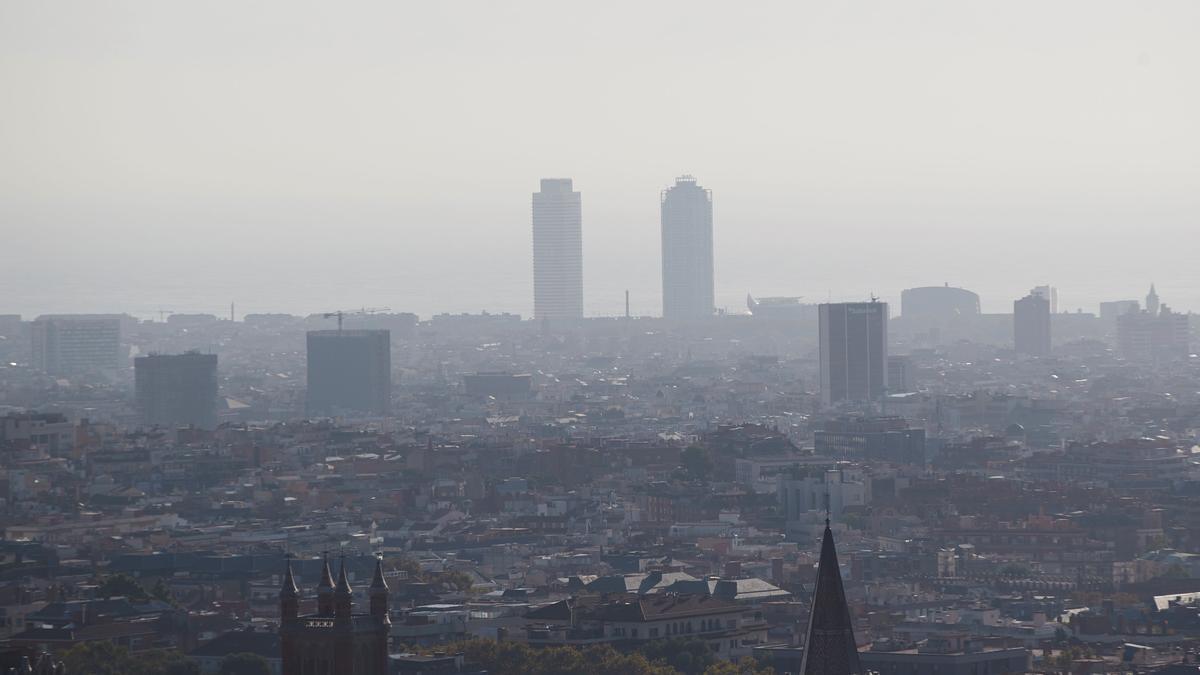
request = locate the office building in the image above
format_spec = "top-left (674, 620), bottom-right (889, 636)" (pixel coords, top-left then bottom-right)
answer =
top-left (462, 372), bottom-right (533, 400)
top-left (818, 301), bottom-right (888, 405)
top-left (1031, 284), bottom-right (1058, 313)
top-left (661, 175), bottom-right (714, 319)
top-left (306, 330), bottom-right (391, 416)
top-left (815, 416), bottom-right (927, 465)
top-left (30, 314), bottom-right (122, 375)
top-left (899, 285), bottom-right (980, 322)
top-left (1099, 300), bottom-right (1139, 323)
top-left (887, 354), bottom-right (914, 393)
top-left (532, 178), bottom-right (583, 321)
top-left (134, 352), bottom-right (219, 429)
top-left (1117, 299), bottom-right (1189, 363)
top-left (1013, 293), bottom-right (1051, 356)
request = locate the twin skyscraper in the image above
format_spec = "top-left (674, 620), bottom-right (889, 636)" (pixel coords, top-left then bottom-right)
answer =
top-left (531, 176), bottom-right (715, 322)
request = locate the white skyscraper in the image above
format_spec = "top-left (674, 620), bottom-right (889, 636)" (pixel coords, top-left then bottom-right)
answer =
top-left (532, 178), bottom-right (583, 321)
top-left (660, 175), bottom-right (714, 320)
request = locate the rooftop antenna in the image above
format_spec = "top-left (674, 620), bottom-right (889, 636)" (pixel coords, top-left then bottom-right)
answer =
top-left (625, 290), bottom-right (630, 319)
top-left (230, 302), bottom-right (235, 322)
top-left (824, 488), bottom-right (831, 527)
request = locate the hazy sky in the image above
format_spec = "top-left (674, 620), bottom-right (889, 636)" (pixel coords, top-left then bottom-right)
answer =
top-left (2, 1), bottom-right (1198, 319)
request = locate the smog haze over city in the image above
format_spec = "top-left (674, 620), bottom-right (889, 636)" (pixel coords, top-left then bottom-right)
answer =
top-left (3, 1), bottom-right (1199, 319)
top-left (4, 3), bottom-right (1200, 675)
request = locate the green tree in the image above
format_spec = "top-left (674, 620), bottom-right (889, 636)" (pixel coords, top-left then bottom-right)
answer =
top-left (638, 637), bottom-right (716, 674)
top-left (703, 657), bottom-right (776, 675)
top-left (150, 577), bottom-right (176, 605)
top-left (218, 652), bottom-right (271, 675)
top-left (132, 650), bottom-right (201, 675)
top-left (681, 446), bottom-right (713, 481)
top-left (432, 570), bottom-right (475, 592)
top-left (60, 642), bottom-right (134, 675)
top-left (1162, 563), bottom-right (1190, 579)
top-left (428, 639), bottom-right (677, 675)
top-left (96, 573), bottom-right (150, 601)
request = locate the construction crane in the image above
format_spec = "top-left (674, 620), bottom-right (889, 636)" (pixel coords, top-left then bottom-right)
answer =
top-left (321, 307), bottom-right (390, 332)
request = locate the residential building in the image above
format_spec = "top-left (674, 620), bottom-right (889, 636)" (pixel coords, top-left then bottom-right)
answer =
top-left (1117, 299), bottom-right (1189, 362)
top-left (30, 314), bottom-right (122, 375)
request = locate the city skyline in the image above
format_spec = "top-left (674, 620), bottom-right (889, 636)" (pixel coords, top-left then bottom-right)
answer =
top-left (4, 3), bottom-right (1200, 673)
top-left (4, 2), bottom-right (1199, 321)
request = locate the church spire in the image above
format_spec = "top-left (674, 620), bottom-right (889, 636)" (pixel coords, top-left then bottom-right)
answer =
top-left (369, 554), bottom-right (390, 620)
top-left (334, 554), bottom-right (353, 619)
top-left (317, 552), bottom-right (335, 616)
top-left (800, 522), bottom-right (863, 675)
top-left (280, 555), bottom-right (299, 620)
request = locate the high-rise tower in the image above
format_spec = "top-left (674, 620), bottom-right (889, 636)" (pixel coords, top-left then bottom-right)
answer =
top-left (306, 329), bottom-right (391, 416)
top-left (819, 301), bottom-right (888, 405)
top-left (532, 178), bottom-right (583, 321)
top-left (661, 175), bottom-right (714, 320)
top-left (134, 352), bottom-right (219, 429)
top-left (1014, 293), bottom-right (1051, 357)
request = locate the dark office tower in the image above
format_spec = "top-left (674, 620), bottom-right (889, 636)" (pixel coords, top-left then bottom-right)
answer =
top-left (30, 314), bottom-right (122, 375)
top-left (134, 352), bottom-right (218, 429)
top-left (532, 178), bottom-right (583, 321)
top-left (800, 521), bottom-right (864, 675)
top-left (1013, 293), bottom-right (1051, 356)
top-left (661, 175), bottom-right (714, 320)
top-left (819, 301), bottom-right (888, 406)
top-left (306, 330), bottom-right (391, 416)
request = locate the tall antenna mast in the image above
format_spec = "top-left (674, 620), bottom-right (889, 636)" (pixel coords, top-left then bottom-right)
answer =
top-left (625, 290), bottom-right (630, 319)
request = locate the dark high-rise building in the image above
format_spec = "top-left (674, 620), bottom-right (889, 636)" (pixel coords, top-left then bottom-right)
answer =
top-left (532, 178), bottom-right (583, 321)
top-left (661, 175), bottom-right (714, 320)
top-left (819, 301), bottom-right (888, 405)
top-left (279, 556), bottom-right (389, 675)
top-left (306, 329), bottom-right (391, 416)
top-left (800, 521), bottom-right (864, 675)
top-left (1013, 293), bottom-right (1051, 356)
top-left (30, 314), bottom-right (122, 375)
top-left (134, 352), bottom-right (218, 429)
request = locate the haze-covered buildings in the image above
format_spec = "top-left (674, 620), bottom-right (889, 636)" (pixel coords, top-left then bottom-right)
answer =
top-left (306, 329), bottom-right (391, 416)
top-left (134, 352), bottom-right (218, 429)
top-left (531, 178), bottom-right (584, 322)
top-left (819, 301), bottom-right (888, 405)
top-left (661, 176), bottom-right (714, 320)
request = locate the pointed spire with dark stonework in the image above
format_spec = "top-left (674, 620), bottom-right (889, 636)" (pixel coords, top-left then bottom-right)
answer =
top-left (280, 555), bottom-right (300, 620)
top-left (334, 554), bottom-right (353, 619)
top-left (369, 554), bottom-right (389, 619)
top-left (317, 552), bottom-right (335, 615)
top-left (800, 521), bottom-right (863, 675)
